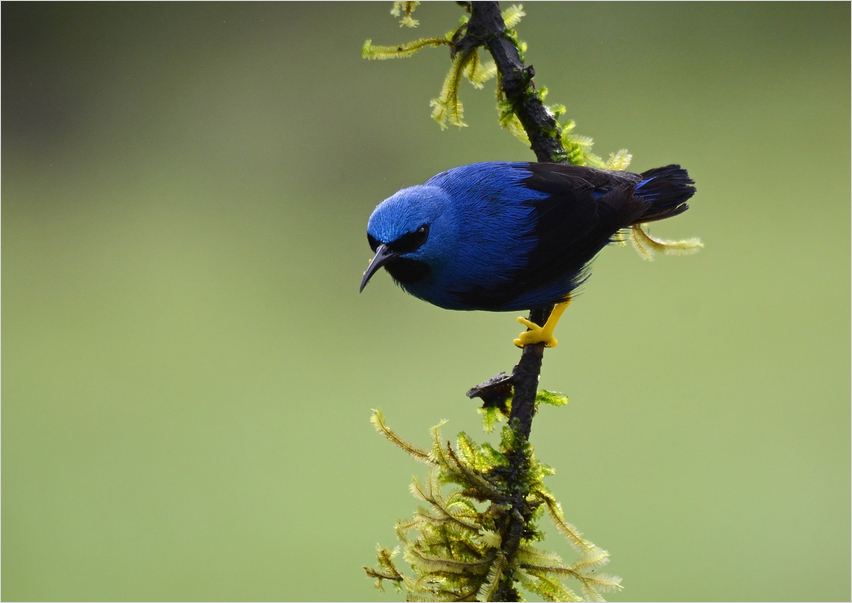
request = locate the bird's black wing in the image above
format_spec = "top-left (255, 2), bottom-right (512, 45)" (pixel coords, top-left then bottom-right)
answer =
top-left (516, 163), bottom-right (648, 293)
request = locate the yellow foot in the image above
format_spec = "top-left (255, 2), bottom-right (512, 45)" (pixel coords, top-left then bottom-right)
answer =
top-left (513, 298), bottom-right (572, 348)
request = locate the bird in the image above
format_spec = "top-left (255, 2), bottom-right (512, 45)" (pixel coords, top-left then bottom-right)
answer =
top-left (359, 161), bottom-right (696, 347)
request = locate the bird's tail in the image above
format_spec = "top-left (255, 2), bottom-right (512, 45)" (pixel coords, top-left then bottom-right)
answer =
top-left (633, 165), bottom-right (695, 224)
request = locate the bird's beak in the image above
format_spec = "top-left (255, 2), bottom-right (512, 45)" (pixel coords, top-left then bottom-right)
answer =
top-left (360, 243), bottom-right (398, 292)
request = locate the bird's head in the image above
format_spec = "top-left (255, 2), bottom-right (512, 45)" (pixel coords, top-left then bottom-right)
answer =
top-left (360, 185), bottom-right (453, 292)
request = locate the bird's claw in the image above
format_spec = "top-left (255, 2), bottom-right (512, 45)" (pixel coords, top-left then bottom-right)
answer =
top-left (512, 298), bottom-right (571, 348)
top-left (513, 316), bottom-right (558, 348)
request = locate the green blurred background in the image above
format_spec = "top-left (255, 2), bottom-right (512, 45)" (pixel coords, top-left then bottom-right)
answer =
top-left (3, 3), bottom-right (849, 601)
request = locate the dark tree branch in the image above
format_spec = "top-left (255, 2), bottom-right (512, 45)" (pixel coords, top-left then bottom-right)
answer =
top-left (455, 3), bottom-right (569, 600)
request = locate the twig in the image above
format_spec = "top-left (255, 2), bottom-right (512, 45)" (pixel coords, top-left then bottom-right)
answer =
top-left (455, 3), bottom-right (568, 599)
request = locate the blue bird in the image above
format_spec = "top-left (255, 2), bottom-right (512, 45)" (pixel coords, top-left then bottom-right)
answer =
top-left (360, 162), bottom-right (696, 347)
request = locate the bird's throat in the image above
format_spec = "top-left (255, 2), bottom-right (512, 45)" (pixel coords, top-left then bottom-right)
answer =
top-left (385, 257), bottom-right (430, 285)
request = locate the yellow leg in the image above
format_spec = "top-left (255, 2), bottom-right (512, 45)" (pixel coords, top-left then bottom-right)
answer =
top-left (513, 296), bottom-right (572, 348)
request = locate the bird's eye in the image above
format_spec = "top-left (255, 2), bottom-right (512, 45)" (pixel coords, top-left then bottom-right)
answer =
top-left (415, 224), bottom-right (429, 245)
top-left (388, 224), bottom-right (430, 254)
